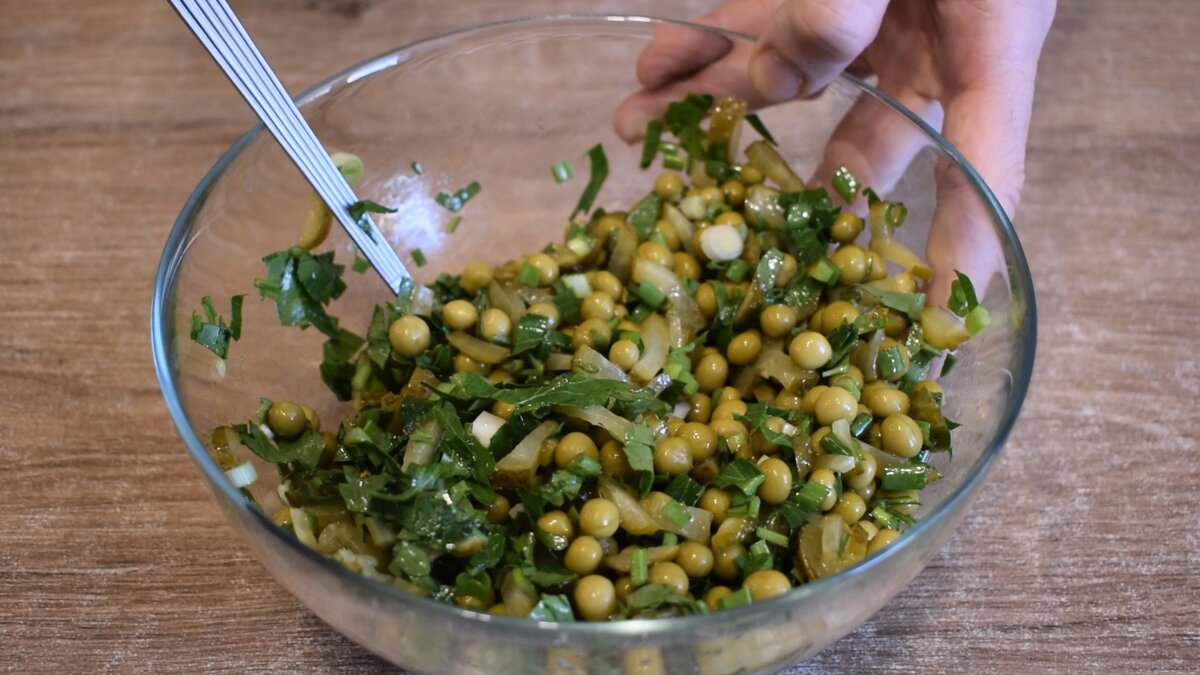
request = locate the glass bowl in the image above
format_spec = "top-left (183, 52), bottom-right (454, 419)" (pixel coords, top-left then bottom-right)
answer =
top-left (152, 15), bottom-right (1035, 674)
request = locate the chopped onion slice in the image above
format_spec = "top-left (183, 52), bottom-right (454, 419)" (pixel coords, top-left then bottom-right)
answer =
top-left (488, 282), bottom-right (526, 323)
top-left (630, 313), bottom-right (669, 384)
top-left (598, 477), bottom-right (659, 536)
top-left (745, 140), bottom-right (805, 192)
top-left (447, 331), bottom-right (511, 365)
top-left (603, 544), bottom-right (680, 572)
top-left (554, 405), bottom-right (632, 440)
top-left (920, 306), bottom-right (971, 350)
top-left (664, 204), bottom-right (696, 254)
top-left (744, 185), bottom-right (784, 229)
top-left (574, 345), bottom-right (629, 382)
top-left (494, 421), bottom-right (559, 487)
top-left (470, 411), bottom-right (506, 449)
top-left (632, 258), bottom-right (705, 346)
top-left (545, 353), bottom-right (574, 371)
top-left (402, 419), bottom-right (441, 470)
top-left (225, 461), bottom-right (257, 488)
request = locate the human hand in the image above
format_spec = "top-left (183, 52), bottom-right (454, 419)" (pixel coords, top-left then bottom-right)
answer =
top-left (616, 0), bottom-right (1055, 302)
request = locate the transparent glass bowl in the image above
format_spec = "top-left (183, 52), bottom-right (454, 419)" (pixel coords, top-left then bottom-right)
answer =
top-left (152, 15), bottom-right (1035, 674)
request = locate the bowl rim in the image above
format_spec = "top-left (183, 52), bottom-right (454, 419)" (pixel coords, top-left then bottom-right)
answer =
top-left (151, 13), bottom-right (1036, 639)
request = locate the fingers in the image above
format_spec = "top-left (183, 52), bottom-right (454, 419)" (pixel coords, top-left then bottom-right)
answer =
top-left (749, 0), bottom-right (889, 103)
top-left (636, 0), bottom-right (779, 90)
top-left (615, 0), bottom-right (779, 142)
top-left (810, 83), bottom-right (944, 201)
top-left (615, 41), bottom-right (761, 142)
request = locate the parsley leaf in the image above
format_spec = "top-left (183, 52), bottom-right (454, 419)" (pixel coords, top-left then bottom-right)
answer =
top-left (190, 294), bottom-right (245, 359)
top-left (527, 594), bottom-right (575, 622)
top-left (627, 192), bottom-right (661, 242)
top-left (712, 458), bottom-right (765, 496)
top-left (622, 423), bottom-right (656, 473)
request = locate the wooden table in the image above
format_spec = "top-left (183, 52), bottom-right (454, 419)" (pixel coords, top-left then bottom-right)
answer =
top-left (2, 0), bottom-right (1197, 672)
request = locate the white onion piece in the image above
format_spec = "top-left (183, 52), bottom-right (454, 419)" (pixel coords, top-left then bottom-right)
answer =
top-left (494, 421), bottom-right (558, 487)
top-left (554, 405), bottom-right (632, 440)
top-left (631, 257), bottom-right (704, 346)
top-left (225, 462), bottom-right (257, 488)
top-left (447, 331), bottom-right (511, 365)
top-left (561, 273), bottom-right (593, 299)
top-left (598, 477), bottom-right (659, 536)
top-left (645, 501), bottom-right (713, 544)
top-left (574, 345), bottom-right (629, 382)
top-left (744, 185), bottom-right (784, 229)
top-left (603, 545), bottom-right (680, 572)
top-left (402, 419), bottom-right (441, 470)
top-left (488, 282), bottom-right (526, 323)
top-left (470, 411), bottom-right (506, 449)
top-left (289, 507), bottom-right (318, 548)
top-left (664, 204), bottom-right (696, 254)
top-left (630, 313), bottom-right (669, 384)
top-left (544, 352), bottom-right (575, 371)
top-left (814, 453), bottom-right (856, 474)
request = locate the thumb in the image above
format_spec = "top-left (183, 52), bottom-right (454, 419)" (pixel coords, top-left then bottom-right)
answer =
top-left (749, 0), bottom-right (889, 103)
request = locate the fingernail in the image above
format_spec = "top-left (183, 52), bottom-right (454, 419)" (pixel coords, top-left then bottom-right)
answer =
top-left (750, 49), bottom-right (803, 103)
top-left (617, 111), bottom-right (648, 143)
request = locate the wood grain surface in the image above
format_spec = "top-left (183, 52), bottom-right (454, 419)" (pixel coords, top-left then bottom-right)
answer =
top-left (1, 0), bottom-right (1197, 672)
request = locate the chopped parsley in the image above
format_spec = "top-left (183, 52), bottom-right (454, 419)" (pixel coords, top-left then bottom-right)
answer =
top-left (570, 144), bottom-right (608, 219)
top-left (190, 294), bottom-right (244, 359)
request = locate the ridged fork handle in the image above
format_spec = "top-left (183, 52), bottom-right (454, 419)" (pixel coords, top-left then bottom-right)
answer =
top-left (168, 0), bottom-right (412, 294)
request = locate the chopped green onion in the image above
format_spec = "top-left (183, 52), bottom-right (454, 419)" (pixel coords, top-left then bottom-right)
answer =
top-left (885, 202), bottom-right (907, 227)
top-left (831, 166), bottom-right (860, 203)
top-left (635, 282), bottom-right (666, 309)
top-left (411, 248), bottom-right (426, 267)
top-left (746, 495), bottom-right (761, 520)
top-left (877, 345), bottom-right (907, 379)
top-left (820, 431), bottom-right (859, 458)
top-left (444, 216), bottom-right (462, 234)
top-left (566, 235), bottom-right (594, 258)
top-left (724, 259), bottom-right (749, 283)
top-left (810, 257), bottom-right (841, 285)
top-left (628, 192), bottom-right (662, 241)
top-left (712, 458), bottom-right (764, 496)
top-left (664, 474), bottom-right (703, 507)
top-left (850, 412), bottom-right (873, 438)
top-left (549, 160), bottom-right (574, 184)
top-left (640, 118), bottom-right (664, 169)
top-left (435, 181), bottom-right (481, 213)
top-left (518, 263), bottom-right (541, 288)
top-left (830, 375), bottom-right (860, 400)
top-left (880, 465), bottom-right (928, 491)
top-left (661, 499), bottom-right (691, 528)
top-left (795, 481), bottom-right (829, 511)
top-left (571, 144), bottom-right (608, 219)
top-left (662, 532), bottom-right (679, 547)
top-left (718, 586), bottom-right (752, 610)
top-left (756, 527), bottom-right (789, 548)
top-left (940, 353), bottom-right (958, 377)
top-left (662, 154), bottom-right (686, 171)
top-left (948, 271), bottom-right (980, 317)
top-left (631, 548), bottom-right (649, 586)
top-left (744, 112), bottom-right (777, 145)
top-left (965, 305), bottom-right (991, 335)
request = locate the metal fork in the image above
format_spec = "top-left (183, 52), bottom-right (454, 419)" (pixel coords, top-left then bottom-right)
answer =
top-left (168, 0), bottom-right (412, 294)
